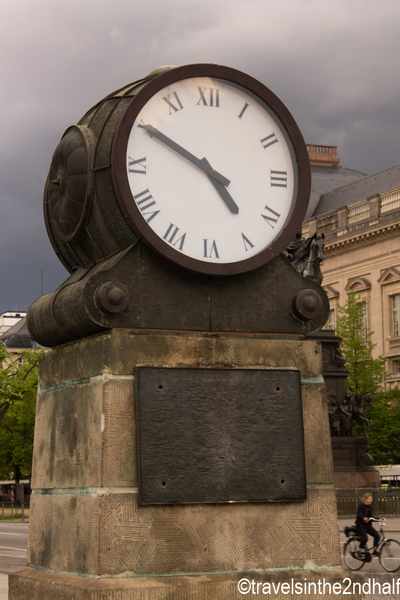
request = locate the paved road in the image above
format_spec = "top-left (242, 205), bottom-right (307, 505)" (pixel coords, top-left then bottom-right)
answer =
top-left (0, 522), bottom-right (28, 600)
top-left (0, 518), bottom-right (398, 599)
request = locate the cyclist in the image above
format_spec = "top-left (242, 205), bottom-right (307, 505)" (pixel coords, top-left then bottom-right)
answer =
top-left (356, 492), bottom-right (380, 557)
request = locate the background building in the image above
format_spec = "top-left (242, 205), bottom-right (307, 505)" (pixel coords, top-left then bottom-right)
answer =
top-left (0, 311), bottom-right (36, 361)
top-left (303, 146), bottom-right (400, 388)
top-left (0, 312), bottom-right (27, 336)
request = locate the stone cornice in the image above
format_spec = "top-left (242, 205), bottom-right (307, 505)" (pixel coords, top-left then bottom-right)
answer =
top-left (324, 220), bottom-right (400, 256)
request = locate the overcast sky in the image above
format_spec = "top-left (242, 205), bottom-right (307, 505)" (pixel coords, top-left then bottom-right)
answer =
top-left (1, 0), bottom-right (399, 314)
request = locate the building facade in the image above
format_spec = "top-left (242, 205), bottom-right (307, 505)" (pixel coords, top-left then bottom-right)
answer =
top-left (303, 147), bottom-right (400, 388)
top-left (0, 313), bottom-right (36, 362)
top-left (0, 312), bottom-right (27, 336)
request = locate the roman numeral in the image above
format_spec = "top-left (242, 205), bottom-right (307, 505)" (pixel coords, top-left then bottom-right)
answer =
top-left (128, 156), bottom-right (146, 175)
top-left (197, 87), bottom-right (220, 107)
top-left (203, 239), bottom-right (220, 259)
top-left (261, 205), bottom-right (281, 228)
top-left (261, 133), bottom-right (278, 149)
top-left (238, 103), bottom-right (249, 119)
top-left (163, 223), bottom-right (186, 251)
top-left (270, 170), bottom-right (287, 187)
top-left (134, 189), bottom-right (160, 223)
top-left (162, 92), bottom-right (184, 114)
top-left (241, 233), bottom-right (254, 251)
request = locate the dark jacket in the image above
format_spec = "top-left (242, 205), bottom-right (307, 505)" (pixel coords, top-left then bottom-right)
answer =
top-left (356, 501), bottom-right (373, 527)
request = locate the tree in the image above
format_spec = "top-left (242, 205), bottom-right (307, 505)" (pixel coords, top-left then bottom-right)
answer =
top-left (336, 292), bottom-right (400, 463)
top-left (336, 292), bottom-right (386, 397)
top-left (367, 389), bottom-right (400, 464)
top-left (0, 343), bottom-right (43, 480)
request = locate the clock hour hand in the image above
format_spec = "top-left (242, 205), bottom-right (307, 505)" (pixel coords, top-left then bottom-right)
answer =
top-left (201, 158), bottom-right (239, 215)
top-left (139, 124), bottom-right (239, 213)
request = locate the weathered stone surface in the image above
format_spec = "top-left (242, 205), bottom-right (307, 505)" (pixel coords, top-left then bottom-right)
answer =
top-left (32, 376), bottom-right (136, 490)
top-left (96, 488), bottom-right (341, 575)
top-left (38, 331), bottom-right (323, 387)
top-left (27, 493), bottom-right (100, 574)
top-left (302, 383), bottom-right (335, 484)
top-left (10, 567), bottom-right (363, 600)
top-left (33, 333), bottom-right (326, 491)
top-left (32, 380), bottom-right (103, 490)
top-left (27, 488), bottom-right (340, 576)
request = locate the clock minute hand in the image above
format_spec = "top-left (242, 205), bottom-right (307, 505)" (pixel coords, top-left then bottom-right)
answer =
top-left (139, 123), bottom-right (231, 188)
top-left (140, 124), bottom-right (239, 214)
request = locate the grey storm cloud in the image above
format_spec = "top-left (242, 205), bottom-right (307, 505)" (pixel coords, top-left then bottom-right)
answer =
top-left (1, 0), bottom-right (400, 313)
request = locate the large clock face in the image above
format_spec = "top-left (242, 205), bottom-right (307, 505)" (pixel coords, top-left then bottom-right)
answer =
top-left (112, 64), bottom-right (310, 275)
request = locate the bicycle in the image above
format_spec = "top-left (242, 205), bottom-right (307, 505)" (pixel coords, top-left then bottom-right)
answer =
top-left (344, 517), bottom-right (400, 572)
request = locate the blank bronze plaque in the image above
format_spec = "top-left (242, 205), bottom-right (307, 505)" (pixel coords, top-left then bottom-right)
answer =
top-left (136, 368), bottom-right (306, 505)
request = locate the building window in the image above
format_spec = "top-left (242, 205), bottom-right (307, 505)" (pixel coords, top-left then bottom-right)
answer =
top-left (393, 294), bottom-right (400, 338)
top-left (359, 301), bottom-right (368, 342)
top-left (393, 359), bottom-right (400, 374)
top-left (324, 309), bottom-right (335, 330)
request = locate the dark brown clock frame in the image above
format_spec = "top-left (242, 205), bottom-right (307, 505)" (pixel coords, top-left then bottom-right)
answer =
top-left (111, 63), bottom-right (311, 276)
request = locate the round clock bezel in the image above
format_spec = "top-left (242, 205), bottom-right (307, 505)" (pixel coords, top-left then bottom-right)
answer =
top-left (111, 63), bottom-right (310, 276)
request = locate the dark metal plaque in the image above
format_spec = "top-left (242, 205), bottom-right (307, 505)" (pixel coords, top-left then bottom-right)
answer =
top-left (136, 368), bottom-right (306, 505)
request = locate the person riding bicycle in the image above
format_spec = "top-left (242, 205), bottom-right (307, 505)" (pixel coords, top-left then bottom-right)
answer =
top-left (356, 492), bottom-right (380, 557)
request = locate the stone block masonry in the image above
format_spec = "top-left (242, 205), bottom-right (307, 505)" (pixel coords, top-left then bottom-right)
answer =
top-left (10, 330), bottom-right (348, 599)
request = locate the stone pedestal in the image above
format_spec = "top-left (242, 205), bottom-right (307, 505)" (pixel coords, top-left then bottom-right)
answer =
top-left (10, 330), bottom-right (345, 599)
top-left (10, 568), bottom-right (364, 599)
top-left (334, 469), bottom-right (380, 489)
top-left (332, 437), bottom-right (380, 488)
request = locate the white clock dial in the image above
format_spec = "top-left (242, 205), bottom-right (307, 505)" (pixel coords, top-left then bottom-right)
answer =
top-left (112, 65), bottom-right (310, 275)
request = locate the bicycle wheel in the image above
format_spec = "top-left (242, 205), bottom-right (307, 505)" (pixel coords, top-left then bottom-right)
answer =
top-left (344, 538), bottom-right (365, 571)
top-left (379, 539), bottom-right (400, 572)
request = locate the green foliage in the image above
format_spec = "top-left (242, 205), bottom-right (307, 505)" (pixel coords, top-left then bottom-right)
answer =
top-left (0, 343), bottom-right (43, 479)
top-left (336, 292), bottom-right (400, 463)
top-left (336, 292), bottom-right (386, 396)
top-left (368, 389), bottom-right (400, 464)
